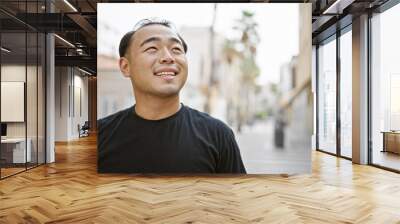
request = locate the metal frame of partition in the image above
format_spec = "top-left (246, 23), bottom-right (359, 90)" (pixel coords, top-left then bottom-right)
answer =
top-left (0, 23), bottom-right (2, 179)
top-left (336, 28), bottom-right (341, 159)
top-left (0, 0), bottom-right (47, 180)
top-left (367, 10), bottom-right (373, 166)
top-left (316, 44), bottom-right (319, 151)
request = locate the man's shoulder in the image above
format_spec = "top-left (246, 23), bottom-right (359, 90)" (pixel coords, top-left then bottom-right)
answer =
top-left (185, 106), bottom-right (232, 134)
top-left (98, 106), bottom-right (133, 131)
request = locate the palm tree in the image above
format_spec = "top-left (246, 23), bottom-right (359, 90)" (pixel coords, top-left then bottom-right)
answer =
top-left (204, 3), bottom-right (218, 114)
top-left (222, 39), bottom-right (241, 65)
top-left (233, 10), bottom-right (261, 132)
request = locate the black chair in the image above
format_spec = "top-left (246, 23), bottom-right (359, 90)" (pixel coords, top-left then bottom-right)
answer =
top-left (78, 121), bottom-right (90, 138)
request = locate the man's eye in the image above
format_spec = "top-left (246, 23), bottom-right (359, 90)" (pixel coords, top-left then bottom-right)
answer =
top-left (145, 47), bottom-right (157, 52)
top-left (172, 47), bottom-right (183, 53)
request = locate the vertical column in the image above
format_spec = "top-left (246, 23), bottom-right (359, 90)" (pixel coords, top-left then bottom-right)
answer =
top-left (352, 14), bottom-right (369, 164)
top-left (336, 29), bottom-right (341, 157)
top-left (46, 1), bottom-right (55, 163)
top-left (88, 76), bottom-right (97, 132)
top-left (312, 45), bottom-right (317, 151)
top-left (54, 67), bottom-right (72, 141)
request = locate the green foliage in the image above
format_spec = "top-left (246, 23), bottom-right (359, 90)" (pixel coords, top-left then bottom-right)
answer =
top-left (255, 111), bottom-right (268, 120)
top-left (233, 10), bottom-right (261, 86)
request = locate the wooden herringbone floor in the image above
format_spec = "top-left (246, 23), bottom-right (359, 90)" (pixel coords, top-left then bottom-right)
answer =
top-left (1, 135), bottom-right (400, 223)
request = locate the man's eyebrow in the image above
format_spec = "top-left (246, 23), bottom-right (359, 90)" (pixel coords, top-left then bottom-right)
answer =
top-left (139, 36), bottom-right (183, 47)
top-left (139, 37), bottom-right (161, 47)
top-left (168, 37), bottom-right (183, 46)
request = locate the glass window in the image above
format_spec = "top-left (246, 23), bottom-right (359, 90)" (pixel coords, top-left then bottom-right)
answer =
top-left (371, 3), bottom-right (400, 171)
top-left (340, 28), bottom-right (352, 158)
top-left (318, 36), bottom-right (337, 154)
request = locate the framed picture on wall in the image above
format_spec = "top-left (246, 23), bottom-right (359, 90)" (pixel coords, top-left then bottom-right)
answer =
top-left (1, 81), bottom-right (25, 122)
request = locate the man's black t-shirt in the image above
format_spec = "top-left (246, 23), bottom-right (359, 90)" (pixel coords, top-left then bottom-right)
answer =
top-left (97, 104), bottom-right (246, 174)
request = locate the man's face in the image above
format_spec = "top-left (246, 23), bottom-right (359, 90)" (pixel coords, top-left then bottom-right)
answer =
top-left (120, 24), bottom-right (188, 98)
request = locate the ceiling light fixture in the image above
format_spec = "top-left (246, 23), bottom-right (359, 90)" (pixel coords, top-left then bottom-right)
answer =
top-left (78, 67), bottom-right (93, 76)
top-left (322, 0), bottom-right (354, 15)
top-left (76, 48), bottom-right (85, 55)
top-left (54, 34), bottom-right (75, 48)
top-left (63, 0), bottom-right (78, 12)
top-left (1, 47), bottom-right (11, 53)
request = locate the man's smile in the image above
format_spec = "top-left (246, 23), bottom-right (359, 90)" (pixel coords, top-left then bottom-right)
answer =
top-left (154, 67), bottom-right (179, 80)
top-left (154, 71), bottom-right (177, 76)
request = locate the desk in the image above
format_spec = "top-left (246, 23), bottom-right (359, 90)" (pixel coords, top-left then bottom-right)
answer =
top-left (381, 131), bottom-right (400, 154)
top-left (1, 138), bottom-right (31, 163)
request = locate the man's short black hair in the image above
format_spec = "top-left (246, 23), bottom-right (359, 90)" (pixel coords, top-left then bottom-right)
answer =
top-left (119, 18), bottom-right (188, 57)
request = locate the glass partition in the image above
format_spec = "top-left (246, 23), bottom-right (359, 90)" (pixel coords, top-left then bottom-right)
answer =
top-left (317, 36), bottom-right (337, 155)
top-left (371, 3), bottom-right (400, 171)
top-left (0, 1), bottom-right (46, 179)
top-left (27, 31), bottom-right (38, 169)
top-left (339, 28), bottom-right (352, 158)
top-left (1, 30), bottom-right (28, 177)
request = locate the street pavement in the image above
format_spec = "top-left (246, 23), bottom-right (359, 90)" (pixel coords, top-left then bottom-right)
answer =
top-left (235, 119), bottom-right (311, 174)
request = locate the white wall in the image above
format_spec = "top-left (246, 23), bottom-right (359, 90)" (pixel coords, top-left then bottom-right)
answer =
top-left (1, 65), bottom-right (38, 138)
top-left (55, 67), bottom-right (89, 141)
top-left (1, 67), bottom-right (25, 124)
top-left (72, 73), bottom-right (89, 137)
top-left (55, 67), bottom-right (68, 141)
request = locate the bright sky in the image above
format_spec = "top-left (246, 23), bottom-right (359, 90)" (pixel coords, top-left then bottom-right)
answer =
top-left (98, 3), bottom-right (300, 84)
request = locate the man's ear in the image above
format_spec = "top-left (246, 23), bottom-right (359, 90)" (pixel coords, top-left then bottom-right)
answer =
top-left (119, 57), bottom-right (131, 78)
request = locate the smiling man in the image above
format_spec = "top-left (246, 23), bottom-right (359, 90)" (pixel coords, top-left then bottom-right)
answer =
top-left (98, 18), bottom-right (246, 174)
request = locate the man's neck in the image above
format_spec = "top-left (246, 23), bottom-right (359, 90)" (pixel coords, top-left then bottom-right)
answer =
top-left (134, 95), bottom-right (181, 120)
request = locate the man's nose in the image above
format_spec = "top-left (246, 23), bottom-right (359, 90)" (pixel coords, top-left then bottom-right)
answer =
top-left (159, 48), bottom-right (175, 64)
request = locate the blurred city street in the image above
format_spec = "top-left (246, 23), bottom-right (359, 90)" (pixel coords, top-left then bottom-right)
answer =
top-left (236, 119), bottom-right (311, 174)
top-left (97, 4), bottom-right (313, 174)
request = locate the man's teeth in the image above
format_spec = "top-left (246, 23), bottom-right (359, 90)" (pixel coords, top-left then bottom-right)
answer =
top-left (156, 72), bottom-right (176, 76)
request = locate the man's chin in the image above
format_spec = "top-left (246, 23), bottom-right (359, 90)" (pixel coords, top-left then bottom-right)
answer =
top-left (152, 88), bottom-right (181, 98)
